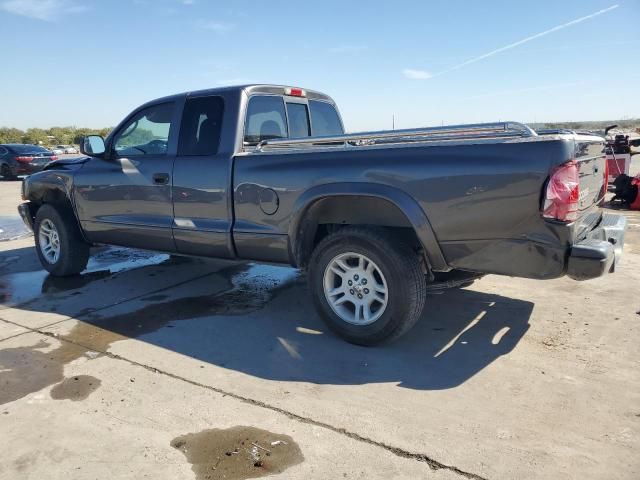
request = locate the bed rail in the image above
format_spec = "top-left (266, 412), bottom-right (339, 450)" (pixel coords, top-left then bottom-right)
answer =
top-left (255, 121), bottom-right (537, 151)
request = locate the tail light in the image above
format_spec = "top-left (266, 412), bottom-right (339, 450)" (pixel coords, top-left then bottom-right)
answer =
top-left (50, 155), bottom-right (58, 161)
top-left (542, 160), bottom-right (579, 222)
top-left (15, 156), bottom-right (34, 163)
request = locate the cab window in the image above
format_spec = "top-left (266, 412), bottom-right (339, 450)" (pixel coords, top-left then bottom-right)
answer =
top-left (113, 102), bottom-right (174, 156)
top-left (244, 96), bottom-right (288, 144)
top-left (178, 96), bottom-right (224, 156)
top-left (286, 102), bottom-right (311, 138)
top-left (309, 100), bottom-right (343, 137)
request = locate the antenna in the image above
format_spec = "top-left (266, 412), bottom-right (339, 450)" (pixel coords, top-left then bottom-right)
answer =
top-left (392, 115), bottom-right (395, 130)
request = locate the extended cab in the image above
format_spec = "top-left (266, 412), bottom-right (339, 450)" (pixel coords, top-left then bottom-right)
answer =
top-left (18, 85), bottom-right (627, 345)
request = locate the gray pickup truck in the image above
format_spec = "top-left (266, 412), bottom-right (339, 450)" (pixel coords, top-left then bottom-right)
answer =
top-left (18, 84), bottom-right (626, 345)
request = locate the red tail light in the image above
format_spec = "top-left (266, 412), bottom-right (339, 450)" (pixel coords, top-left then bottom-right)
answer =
top-left (15, 156), bottom-right (34, 163)
top-left (50, 155), bottom-right (58, 161)
top-left (542, 160), bottom-right (579, 222)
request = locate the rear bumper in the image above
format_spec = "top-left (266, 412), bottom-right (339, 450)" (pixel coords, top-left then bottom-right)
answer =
top-left (567, 213), bottom-right (626, 280)
top-left (15, 163), bottom-right (45, 175)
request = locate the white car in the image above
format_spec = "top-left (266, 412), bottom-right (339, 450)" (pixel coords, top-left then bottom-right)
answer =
top-left (50, 146), bottom-right (65, 155)
top-left (55, 145), bottom-right (79, 154)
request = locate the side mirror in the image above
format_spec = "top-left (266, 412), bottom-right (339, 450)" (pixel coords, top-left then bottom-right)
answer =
top-left (81, 135), bottom-right (106, 156)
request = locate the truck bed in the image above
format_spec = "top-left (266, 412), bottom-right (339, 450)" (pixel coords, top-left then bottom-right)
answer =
top-left (234, 129), bottom-right (607, 279)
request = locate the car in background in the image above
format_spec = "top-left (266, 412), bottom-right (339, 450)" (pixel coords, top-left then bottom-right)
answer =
top-left (55, 144), bottom-right (79, 154)
top-left (50, 146), bottom-right (65, 155)
top-left (0, 144), bottom-right (57, 179)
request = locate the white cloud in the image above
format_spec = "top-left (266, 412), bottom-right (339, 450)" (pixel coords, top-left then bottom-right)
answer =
top-left (197, 20), bottom-right (234, 34)
top-left (402, 68), bottom-right (433, 80)
top-left (0, 0), bottom-right (86, 21)
top-left (437, 4), bottom-right (619, 76)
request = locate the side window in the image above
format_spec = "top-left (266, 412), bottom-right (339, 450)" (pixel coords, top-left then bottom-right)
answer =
top-left (113, 102), bottom-right (174, 156)
top-left (286, 103), bottom-right (311, 138)
top-left (0, 147), bottom-right (7, 157)
top-left (309, 100), bottom-right (344, 137)
top-left (244, 96), bottom-right (287, 144)
top-left (178, 96), bottom-right (224, 156)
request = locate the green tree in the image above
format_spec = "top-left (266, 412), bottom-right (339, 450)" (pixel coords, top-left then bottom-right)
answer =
top-left (0, 127), bottom-right (25, 143)
top-left (22, 128), bottom-right (48, 145)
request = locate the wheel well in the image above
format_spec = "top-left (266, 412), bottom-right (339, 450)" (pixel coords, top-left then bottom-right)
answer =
top-left (30, 189), bottom-right (75, 220)
top-left (295, 196), bottom-right (426, 270)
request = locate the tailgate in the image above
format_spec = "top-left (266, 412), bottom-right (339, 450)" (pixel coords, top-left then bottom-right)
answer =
top-left (575, 135), bottom-right (607, 211)
top-left (574, 135), bottom-right (607, 237)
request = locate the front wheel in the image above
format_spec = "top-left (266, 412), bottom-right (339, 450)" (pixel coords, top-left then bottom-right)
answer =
top-left (308, 227), bottom-right (426, 346)
top-left (34, 204), bottom-right (90, 276)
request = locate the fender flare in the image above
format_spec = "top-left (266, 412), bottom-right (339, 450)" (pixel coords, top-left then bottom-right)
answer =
top-left (288, 182), bottom-right (449, 271)
top-left (24, 171), bottom-right (89, 243)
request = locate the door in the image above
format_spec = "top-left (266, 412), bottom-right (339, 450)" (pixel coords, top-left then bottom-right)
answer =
top-left (171, 94), bottom-right (234, 257)
top-left (74, 101), bottom-right (178, 251)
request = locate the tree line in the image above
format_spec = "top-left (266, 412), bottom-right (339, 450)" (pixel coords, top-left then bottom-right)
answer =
top-left (0, 126), bottom-right (113, 146)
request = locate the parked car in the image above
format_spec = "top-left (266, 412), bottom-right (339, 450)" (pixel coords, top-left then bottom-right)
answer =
top-left (0, 144), bottom-right (57, 179)
top-left (55, 145), bottom-right (79, 154)
top-left (18, 84), bottom-right (627, 345)
top-left (49, 146), bottom-right (65, 155)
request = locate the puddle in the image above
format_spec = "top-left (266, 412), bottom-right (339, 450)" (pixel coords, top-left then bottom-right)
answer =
top-left (0, 247), bottom-right (174, 305)
top-left (0, 216), bottom-right (31, 242)
top-left (171, 426), bottom-right (303, 480)
top-left (79, 264), bottom-right (300, 339)
top-left (0, 339), bottom-right (86, 405)
top-left (50, 375), bottom-right (101, 401)
top-left (0, 264), bottom-right (299, 405)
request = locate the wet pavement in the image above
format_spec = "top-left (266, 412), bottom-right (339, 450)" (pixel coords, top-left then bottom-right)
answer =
top-left (0, 215), bottom-right (30, 242)
top-left (1, 189), bottom-right (640, 478)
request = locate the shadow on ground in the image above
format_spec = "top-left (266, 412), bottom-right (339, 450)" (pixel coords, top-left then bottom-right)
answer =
top-left (0, 244), bottom-right (533, 391)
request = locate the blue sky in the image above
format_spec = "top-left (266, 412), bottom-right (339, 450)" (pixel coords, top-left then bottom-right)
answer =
top-left (1, 0), bottom-right (638, 131)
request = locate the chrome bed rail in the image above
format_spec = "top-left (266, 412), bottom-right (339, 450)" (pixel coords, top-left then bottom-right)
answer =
top-left (256, 121), bottom-right (537, 151)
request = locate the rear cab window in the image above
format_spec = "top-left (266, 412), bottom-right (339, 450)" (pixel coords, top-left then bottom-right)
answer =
top-left (243, 92), bottom-right (344, 148)
top-left (309, 100), bottom-right (343, 137)
top-left (244, 96), bottom-right (288, 145)
top-left (286, 102), bottom-right (311, 138)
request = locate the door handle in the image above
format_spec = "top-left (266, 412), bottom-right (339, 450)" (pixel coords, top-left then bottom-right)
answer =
top-left (153, 173), bottom-right (170, 185)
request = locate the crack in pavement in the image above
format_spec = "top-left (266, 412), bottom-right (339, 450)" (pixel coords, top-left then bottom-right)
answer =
top-left (4, 320), bottom-right (488, 480)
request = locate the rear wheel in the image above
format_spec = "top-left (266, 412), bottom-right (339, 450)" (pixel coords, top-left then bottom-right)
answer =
top-left (34, 204), bottom-right (90, 276)
top-left (308, 227), bottom-right (426, 345)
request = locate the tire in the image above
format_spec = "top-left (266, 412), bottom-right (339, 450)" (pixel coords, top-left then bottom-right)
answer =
top-left (308, 227), bottom-right (426, 346)
top-left (1, 164), bottom-right (16, 180)
top-left (34, 204), bottom-right (90, 276)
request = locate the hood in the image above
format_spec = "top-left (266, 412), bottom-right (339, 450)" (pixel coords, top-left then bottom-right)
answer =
top-left (42, 156), bottom-right (90, 171)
